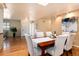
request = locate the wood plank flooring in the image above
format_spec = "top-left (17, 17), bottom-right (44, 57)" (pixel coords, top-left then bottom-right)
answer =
top-left (0, 37), bottom-right (28, 56)
top-left (0, 37), bottom-right (79, 56)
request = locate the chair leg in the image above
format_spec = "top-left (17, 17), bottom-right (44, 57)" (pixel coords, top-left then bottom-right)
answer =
top-left (66, 51), bottom-right (69, 56)
top-left (45, 53), bottom-right (51, 56)
top-left (69, 49), bottom-right (73, 56)
top-left (64, 50), bottom-right (69, 56)
top-left (65, 49), bottom-right (73, 56)
top-left (61, 53), bottom-right (64, 56)
top-left (28, 52), bottom-right (30, 56)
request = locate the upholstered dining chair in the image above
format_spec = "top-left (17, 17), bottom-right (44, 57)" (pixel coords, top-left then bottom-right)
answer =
top-left (46, 35), bottom-right (67, 56)
top-left (25, 34), bottom-right (41, 56)
top-left (64, 33), bottom-right (76, 55)
top-left (35, 32), bottom-right (45, 38)
top-left (45, 32), bottom-right (52, 37)
top-left (62, 32), bottom-right (70, 35)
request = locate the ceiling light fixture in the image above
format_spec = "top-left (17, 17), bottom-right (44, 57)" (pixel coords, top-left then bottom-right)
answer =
top-left (38, 2), bottom-right (48, 6)
top-left (37, 0), bottom-right (48, 6)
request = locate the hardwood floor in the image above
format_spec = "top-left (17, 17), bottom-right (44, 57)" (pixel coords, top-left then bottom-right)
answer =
top-left (0, 37), bottom-right (79, 56)
top-left (63, 47), bottom-right (79, 56)
top-left (0, 37), bottom-right (28, 56)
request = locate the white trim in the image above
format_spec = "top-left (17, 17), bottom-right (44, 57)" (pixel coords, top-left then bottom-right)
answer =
top-left (73, 45), bottom-right (79, 48)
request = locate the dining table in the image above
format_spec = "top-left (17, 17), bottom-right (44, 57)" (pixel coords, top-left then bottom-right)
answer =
top-left (32, 37), bottom-right (55, 56)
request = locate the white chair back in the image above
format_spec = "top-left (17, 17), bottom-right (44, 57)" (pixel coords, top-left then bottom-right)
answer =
top-left (25, 34), bottom-right (35, 56)
top-left (45, 32), bottom-right (52, 37)
top-left (62, 32), bottom-right (70, 35)
top-left (64, 33), bottom-right (76, 51)
top-left (35, 32), bottom-right (45, 38)
top-left (54, 35), bottom-right (67, 55)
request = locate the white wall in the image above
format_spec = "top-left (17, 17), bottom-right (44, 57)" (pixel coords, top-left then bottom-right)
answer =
top-left (21, 18), bottom-right (29, 36)
top-left (29, 21), bottom-right (36, 38)
top-left (21, 17), bottom-right (36, 38)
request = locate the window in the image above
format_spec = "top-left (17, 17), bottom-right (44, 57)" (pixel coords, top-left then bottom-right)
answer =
top-left (3, 22), bottom-right (10, 30)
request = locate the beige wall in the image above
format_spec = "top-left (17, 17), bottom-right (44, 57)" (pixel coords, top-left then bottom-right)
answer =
top-left (0, 34), bottom-right (3, 49)
top-left (0, 9), bottom-right (3, 49)
top-left (74, 18), bottom-right (79, 46)
top-left (0, 9), bottom-right (3, 33)
top-left (51, 16), bottom-right (63, 35)
top-left (36, 18), bottom-right (52, 32)
top-left (35, 16), bottom-right (63, 35)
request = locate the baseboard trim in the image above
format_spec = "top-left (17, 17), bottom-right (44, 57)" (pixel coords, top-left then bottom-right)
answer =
top-left (73, 45), bottom-right (79, 48)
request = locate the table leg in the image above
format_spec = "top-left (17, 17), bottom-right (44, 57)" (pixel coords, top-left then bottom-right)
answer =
top-left (41, 48), bottom-right (45, 56)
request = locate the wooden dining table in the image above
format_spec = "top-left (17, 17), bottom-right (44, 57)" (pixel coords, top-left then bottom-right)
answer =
top-left (32, 37), bottom-right (55, 56)
top-left (38, 40), bottom-right (55, 55)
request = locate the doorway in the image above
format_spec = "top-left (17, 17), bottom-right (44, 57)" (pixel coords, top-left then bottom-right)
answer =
top-left (3, 19), bottom-right (21, 39)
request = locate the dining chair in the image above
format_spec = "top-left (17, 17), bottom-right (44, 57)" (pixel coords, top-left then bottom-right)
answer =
top-left (25, 34), bottom-right (41, 56)
top-left (62, 32), bottom-right (70, 35)
top-left (64, 33), bottom-right (76, 55)
top-left (45, 32), bottom-right (52, 37)
top-left (35, 32), bottom-right (45, 38)
top-left (46, 35), bottom-right (67, 56)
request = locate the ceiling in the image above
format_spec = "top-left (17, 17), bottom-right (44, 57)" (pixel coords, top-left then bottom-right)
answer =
top-left (4, 3), bottom-right (79, 20)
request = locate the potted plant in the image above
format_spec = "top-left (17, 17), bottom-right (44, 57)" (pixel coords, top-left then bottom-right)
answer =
top-left (10, 27), bottom-right (17, 38)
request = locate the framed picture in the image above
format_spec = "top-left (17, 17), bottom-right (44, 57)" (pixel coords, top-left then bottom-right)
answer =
top-left (62, 17), bottom-right (78, 32)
